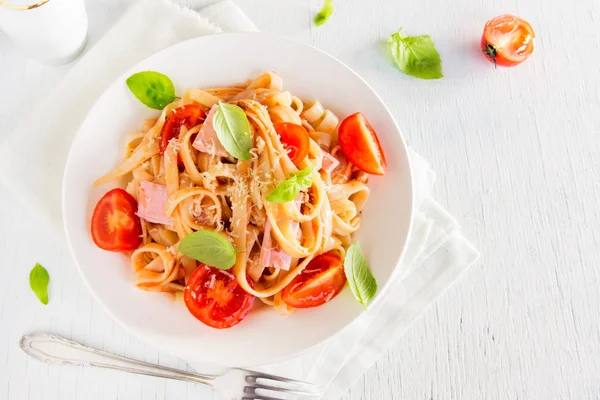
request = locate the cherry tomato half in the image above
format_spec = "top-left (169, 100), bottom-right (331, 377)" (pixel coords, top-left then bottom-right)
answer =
top-left (481, 14), bottom-right (535, 68)
top-left (159, 104), bottom-right (206, 153)
top-left (274, 122), bottom-right (310, 166)
top-left (91, 188), bottom-right (142, 252)
top-left (281, 252), bottom-right (346, 309)
top-left (337, 112), bottom-right (386, 175)
top-left (184, 264), bottom-right (255, 329)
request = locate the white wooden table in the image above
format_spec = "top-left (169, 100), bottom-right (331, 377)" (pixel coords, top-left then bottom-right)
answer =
top-left (2, 0), bottom-right (600, 399)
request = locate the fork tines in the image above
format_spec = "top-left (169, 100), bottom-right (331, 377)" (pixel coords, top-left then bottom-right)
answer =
top-left (243, 369), bottom-right (321, 399)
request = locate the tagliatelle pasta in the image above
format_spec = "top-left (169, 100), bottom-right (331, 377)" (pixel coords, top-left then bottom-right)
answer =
top-left (92, 71), bottom-right (377, 324)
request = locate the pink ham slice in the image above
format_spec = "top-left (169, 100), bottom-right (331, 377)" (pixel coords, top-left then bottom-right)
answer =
top-left (322, 152), bottom-right (340, 174)
top-left (136, 181), bottom-right (173, 225)
top-left (259, 219), bottom-right (299, 271)
top-left (270, 246), bottom-right (293, 271)
top-left (192, 105), bottom-right (230, 157)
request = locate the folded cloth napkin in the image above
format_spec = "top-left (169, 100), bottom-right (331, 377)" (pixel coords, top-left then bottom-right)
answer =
top-left (0, 0), bottom-right (479, 398)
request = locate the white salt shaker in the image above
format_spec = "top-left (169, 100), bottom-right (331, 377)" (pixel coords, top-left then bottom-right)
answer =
top-left (0, 0), bottom-right (88, 64)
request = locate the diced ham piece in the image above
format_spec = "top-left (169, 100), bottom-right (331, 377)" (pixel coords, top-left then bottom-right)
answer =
top-left (322, 151), bottom-right (340, 175)
top-left (270, 248), bottom-right (292, 271)
top-left (136, 181), bottom-right (173, 225)
top-left (192, 105), bottom-right (230, 157)
top-left (259, 219), bottom-right (298, 272)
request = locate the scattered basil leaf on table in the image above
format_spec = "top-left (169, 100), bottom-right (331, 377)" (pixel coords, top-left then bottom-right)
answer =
top-left (126, 71), bottom-right (177, 109)
top-left (212, 102), bottom-right (253, 160)
top-left (344, 242), bottom-right (377, 309)
top-left (314, 0), bottom-right (334, 26)
top-left (29, 263), bottom-right (50, 305)
top-left (387, 28), bottom-right (443, 80)
top-left (179, 230), bottom-right (237, 270)
top-left (266, 165), bottom-right (315, 203)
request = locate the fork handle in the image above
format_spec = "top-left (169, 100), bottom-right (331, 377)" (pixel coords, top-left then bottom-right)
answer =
top-left (20, 332), bottom-right (214, 387)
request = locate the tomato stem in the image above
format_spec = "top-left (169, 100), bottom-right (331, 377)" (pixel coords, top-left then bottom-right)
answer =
top-left (482, 43), bottom-right (498, 69)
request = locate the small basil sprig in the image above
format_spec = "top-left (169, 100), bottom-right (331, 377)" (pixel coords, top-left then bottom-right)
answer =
top-left (266, 165), bottom-right (314, 204)
top-left (387, 28), bottom-right (443, 80)
top-left (179, 230), bottom-right (237, 270)
top-left (212, 102), bottom-right (253, 160)
top-left (314, 0), bottom-right (333, 26)
top-left (30, 263), bottom-right (50, 305)
top-left (344, 242), bottom-right (377, 309)
top-left (126, 71), bottom-right (177, 109)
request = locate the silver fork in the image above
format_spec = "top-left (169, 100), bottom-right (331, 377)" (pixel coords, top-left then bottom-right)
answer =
top-left (20, 332), bottom-right (320, 400)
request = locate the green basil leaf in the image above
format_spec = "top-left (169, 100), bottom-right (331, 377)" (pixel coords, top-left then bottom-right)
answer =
top-left (293, 164), bottom-right (315, 187)
top-left (212, 102), bottom-right (253, 160)
top-left (126, 71), bottom-right (177, 109)
top-left (29, 263), bottom-right (50, 305)
top-left (266, 180), bottom-right (301, 204)
top-left (179, 230), bottom-right (237, 270)
top-left (314, 0), bottom-right (333, 26)
top-left (266, 165), bottom-right (314, 203)
top-left (344, 242), bottom-right (377, 310)
top-left (387, 28), bottom-right (443, 80)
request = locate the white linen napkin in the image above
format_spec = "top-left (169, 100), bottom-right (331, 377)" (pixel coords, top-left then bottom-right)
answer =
top-left (258, 152), bottom-right (479, 399)
top-left (0, 0), bottom-right (479, 398)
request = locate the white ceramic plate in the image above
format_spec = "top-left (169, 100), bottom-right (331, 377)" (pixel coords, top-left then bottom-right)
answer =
top-left (63, 33), bottom-right (413, 368)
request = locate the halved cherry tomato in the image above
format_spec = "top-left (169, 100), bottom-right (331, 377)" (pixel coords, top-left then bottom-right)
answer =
top-left (184, 264), bottom-right (255, 329)
top-left (481, 15), bottom-right (535, 68)
top-left (337, 112), bottom-right (386, 175)
top-left (91, 188), bottom-right (142, 252)
top-left (159, 104), bottom-right (206, 153)
top-left (274, 122), bottom-right (310, 165)
top-left (281, 252), bottom-right (346, 309)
